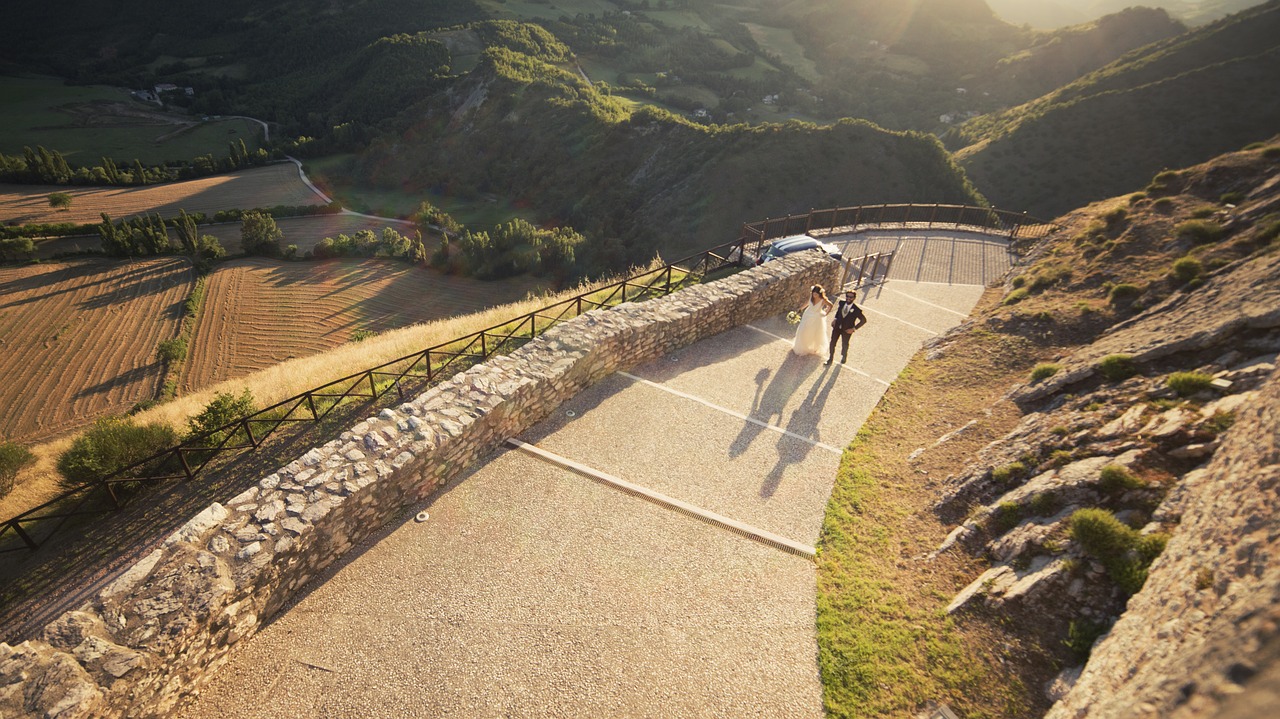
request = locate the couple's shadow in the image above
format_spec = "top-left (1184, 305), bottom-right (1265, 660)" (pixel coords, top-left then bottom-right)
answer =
top-left (728, 352), bottom-right (840, 498)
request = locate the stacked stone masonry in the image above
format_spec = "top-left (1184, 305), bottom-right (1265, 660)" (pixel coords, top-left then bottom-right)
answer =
top-left (0, 253), bottom-right (841, 719)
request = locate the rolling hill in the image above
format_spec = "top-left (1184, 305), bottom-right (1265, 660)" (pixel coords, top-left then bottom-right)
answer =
top-left (951, 0), bottom-right (1280, 219)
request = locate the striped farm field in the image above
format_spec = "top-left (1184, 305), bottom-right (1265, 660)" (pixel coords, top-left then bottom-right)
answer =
top-left (181, 258), bottom-right (543, 393)
top-left (0, 257), bottom-right (193, 442)
top-left (0, 162), bottom-right (326, 226)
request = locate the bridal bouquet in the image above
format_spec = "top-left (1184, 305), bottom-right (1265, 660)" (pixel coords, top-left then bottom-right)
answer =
top-left (786, 311), bottom-right (801, 325)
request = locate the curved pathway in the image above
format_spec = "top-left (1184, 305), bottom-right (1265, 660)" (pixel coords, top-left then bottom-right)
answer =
top-left (178, 229), bottom-right (1009, 718)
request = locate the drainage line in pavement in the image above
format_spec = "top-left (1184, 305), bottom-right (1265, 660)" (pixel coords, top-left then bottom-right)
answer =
top-left (619, 371), bottom-right (853, 448)
top-left (505, 438), bottom-right (817, 561)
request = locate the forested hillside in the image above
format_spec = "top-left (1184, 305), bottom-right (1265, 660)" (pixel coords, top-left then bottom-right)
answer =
top-left (347, 29), bottom-right (982, 263)
top-left (3, 0), bottom-right (1268, 272)
top-left (951, 0), bottom-right (1280, 219)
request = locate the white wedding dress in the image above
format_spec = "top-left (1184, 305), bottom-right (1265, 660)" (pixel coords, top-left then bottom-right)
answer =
top-left (792, 301), bottom-right (829, 356)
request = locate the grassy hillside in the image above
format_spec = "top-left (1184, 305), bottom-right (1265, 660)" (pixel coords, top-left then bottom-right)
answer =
top-left (344, 32), bottom-right (983, 265)
top-left (817, 137), bottom-right (1280, 719)
top-left (953, 0), bottom-right (1280, 218)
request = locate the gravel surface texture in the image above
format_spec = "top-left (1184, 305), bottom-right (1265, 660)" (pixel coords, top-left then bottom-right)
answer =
top-left (178, 451), bottom-right (822, 719)
top-left (177, 274), bottom-right (989, 718)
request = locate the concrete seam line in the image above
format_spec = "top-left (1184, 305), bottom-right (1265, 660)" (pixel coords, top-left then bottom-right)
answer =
top-left (617, 370), bottom-right (847, 451)
top-left (506, 438), bottom-right (817, 560)
top-left (859, 306), bottom-right (939, 336)
top-left (738, 326), bottom-right (892, 387)
top-left (885, 286), bottom-right (970, 317)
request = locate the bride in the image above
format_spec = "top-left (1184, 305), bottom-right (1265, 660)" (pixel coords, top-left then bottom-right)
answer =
top-left (792, 284), bottom-right (834, 357)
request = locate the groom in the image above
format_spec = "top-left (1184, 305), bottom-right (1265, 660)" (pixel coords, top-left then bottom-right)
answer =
top-left (826, 289), bottom-right (867, 365)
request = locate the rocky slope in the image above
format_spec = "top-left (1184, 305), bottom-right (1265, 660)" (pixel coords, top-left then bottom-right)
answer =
top-left (922, 140), bottom-right (1280, 714)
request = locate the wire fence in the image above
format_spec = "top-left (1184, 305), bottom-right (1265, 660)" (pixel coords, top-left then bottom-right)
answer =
top-left (737, 203), bottom-right (1058, 249)
top-left (0, 244), bottom-right (744, 558)
top-left (0, 204), bottom-right (1059, 559)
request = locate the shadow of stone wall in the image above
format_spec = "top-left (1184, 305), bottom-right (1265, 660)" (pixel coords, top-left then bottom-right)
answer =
top-left (0, 253), bottom-right (840, 718)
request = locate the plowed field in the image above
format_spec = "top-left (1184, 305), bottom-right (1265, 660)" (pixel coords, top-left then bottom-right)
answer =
top-left (182, 259), bottom-right (542, 392)
top-left (0, 257), bottom-right (193, 442)
top-left (0, 162), bottom-right (325, 226)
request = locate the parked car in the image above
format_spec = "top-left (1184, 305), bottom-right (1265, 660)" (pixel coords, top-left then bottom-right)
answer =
top-left (755, 235), bottom-right (844, 265)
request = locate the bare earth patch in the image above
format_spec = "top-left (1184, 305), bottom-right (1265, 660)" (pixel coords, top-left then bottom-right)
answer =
top-left (181, 258), bottom-right (544, 393)
top-left (0, 163), bottom-right (325, 226)
top-left (0, 257), bottom-right (193, 442)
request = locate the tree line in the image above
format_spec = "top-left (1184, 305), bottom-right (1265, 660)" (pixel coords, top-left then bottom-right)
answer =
top-left (0, 140), bottom-right (276, 187)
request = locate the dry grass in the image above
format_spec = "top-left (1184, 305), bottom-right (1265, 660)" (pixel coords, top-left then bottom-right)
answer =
top-left (817, 287), bottom-right (1050, 718)
top-left (181, 258), bottom-right (544, 392)
top-left (0, 263), bottom-right (665, 521)
top-left (0, 163), bottom-right (325, 226)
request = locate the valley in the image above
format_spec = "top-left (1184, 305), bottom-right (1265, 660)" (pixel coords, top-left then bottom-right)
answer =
top-left (0, 0), bottom-right (1277, 717)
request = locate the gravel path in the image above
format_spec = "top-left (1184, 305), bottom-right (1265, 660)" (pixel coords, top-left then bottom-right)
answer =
top-left (178, 256), bottom-right (994, 718)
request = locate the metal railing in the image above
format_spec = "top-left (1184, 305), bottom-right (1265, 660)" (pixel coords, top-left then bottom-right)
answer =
top-left (737, 203), bottom-right (1058, 252)
top-left (0, 203), bottom-right (1061, 559)
top-left (840, 251), bottom-right (895, 291)
top-left (0, 241), bottom-right (748, 557)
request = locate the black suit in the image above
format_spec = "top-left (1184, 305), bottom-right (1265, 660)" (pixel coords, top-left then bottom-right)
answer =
top-left (827, 299), bottom-right (866, 364)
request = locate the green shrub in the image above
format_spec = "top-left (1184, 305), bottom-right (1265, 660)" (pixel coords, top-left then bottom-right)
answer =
top-left (1166, 371), bottom-right (1213, 397)
top-left (1064, 618), bottom-right (1110, 661)
top-left (1128, 192), bottom-right (1147, 205)
top-left (1188, 206), bottom-right (1217, 219)
top-left (1264, 146), bottom-right (1280, 159)
top-left (1099, 464), bottom-right (1145, 493)
top-left (1070, 508), bottom-right (1168, 595)
top-left (1050, 425), bottom-right (1069, 436)
top-left (1152, 197), bottom-right (1175, 211)
top-left (157, 337), bottom-right (187, 363)
top-left (1010, 275), bottom-right (1026, 288)
top-left (187, 389), bottom-right (256, 448)
top-left (1102, 207), bottom-right (1127, 226)
top-left (1028, 492), bottom-right (1059, 517)
top-left (1048, 449), bottom-right (1073, 468)
top-left (57, 417), bottom-right (179, 487)
top-left (1098, 354), bottom-right (1138, 381)
top-left (1108, 283), bottom-right (1141, 305)
top-left (0, 440), bottom-right (36, 498)
top-left (1202, 410), bottom-right (1236, 435)
top-left (990, 501), bottom-right (1023, 534)
top-left (1194, 567), bottom-right (1214, 590)
top-left (351, 329), bottom-right (375, 342)
top-left (1257, 216), bottom-right (1280, 245)
top-left (1003, 287), bottom-right (1028, 305)
top-left (991, 461), bottom-right (1026, 486)
top-left (1176, 220), bottom-right (1225, 244)
top-left (1171, 257), bottom-right (1202, 284)
top-left (1219, 192), bottom-right (1244, 205)
top-left (1029, 264), bottom-right (1071, 292)
top-left (1030, 363), bottom-right (1060, 382)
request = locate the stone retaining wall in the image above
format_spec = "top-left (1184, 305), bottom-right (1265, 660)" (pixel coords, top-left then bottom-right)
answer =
top-left (0, 253), bottom-right (840, 719)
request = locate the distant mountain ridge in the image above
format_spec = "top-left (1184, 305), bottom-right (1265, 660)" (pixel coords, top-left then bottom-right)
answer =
top-left (952, 0), bottom-right (1280, 219)
top-left (987, 0), bottom-right (1269, 28)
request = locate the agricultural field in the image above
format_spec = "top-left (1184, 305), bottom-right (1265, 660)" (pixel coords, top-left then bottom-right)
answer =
top-left (744, 23), bottom-right (820, 83)
top-left (304, 155), bottom-right (537, 229)
top-left (181, 258), bottom-right (544, 392)
top-left (27, 213), bottom-right (418, 260)
top-left (0, 74), bottom-right (262, 166)
top-left (0, 257), bottom-right (193, 443)
top-left (0, 162), bottom-right (327, 226)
